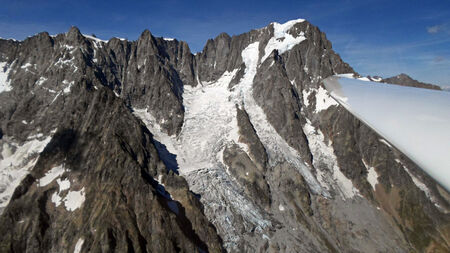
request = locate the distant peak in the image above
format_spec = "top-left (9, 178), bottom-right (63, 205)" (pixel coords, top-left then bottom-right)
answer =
top-left (140, 29), bottom-right (153, 39)
top-left (217, 32), bottom-right (231, 39)
top-left (398, 73), bottom-right (412, 78)
top-left (66, 26), bottom-right (83, 41)
top-left (67, 26), bottom-right (81, 36)
top-left (384, 73), bottom-right (441, 90)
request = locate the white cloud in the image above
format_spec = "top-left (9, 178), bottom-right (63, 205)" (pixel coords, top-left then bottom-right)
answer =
top-left (427, 25), bottom-right (442, 34)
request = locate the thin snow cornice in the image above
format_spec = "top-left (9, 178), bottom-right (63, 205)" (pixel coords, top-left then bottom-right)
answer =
top-left (0, 37), bottom-right (18, 42)
top-left (270, 18), bottom-right (306, 30)
top-left (83, 34), bottom-right (108, 43)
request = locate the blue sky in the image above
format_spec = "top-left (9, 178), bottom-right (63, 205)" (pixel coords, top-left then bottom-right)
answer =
top-left (0, 0), bottom-right (449, 86)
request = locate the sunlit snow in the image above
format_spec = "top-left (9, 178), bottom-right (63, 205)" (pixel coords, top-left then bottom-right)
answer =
top-left (74, 238), bottom-right (84, 253)
top-left (36, 77), bottom-right (47, 86)
top-left (362, 159), bottom-right (379, 190)
top-left (39, 164), bottom-right (65, 187)
top-left (83, 34), bottom-right (106, 48)
top-left (62, 80), bottom-right (74, 93)
top-left (261, 19), bottom-right (306, 64)
top-left (52, 187), bottom-right (85, 211)
top-left (64, 188), bottom-right (85, 211)
top-left (314, 86), bottom-right (339, 113)
top-left (57, 178), bottom-right (70, 191)
top-left (302, 86), bottom-right (339, 113)
top-left (0, 62), bottom-right (12, 93)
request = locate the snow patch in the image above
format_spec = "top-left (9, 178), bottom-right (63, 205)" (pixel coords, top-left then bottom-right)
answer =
top-left (362, 159), bottom-right (379, 190)
top-left (57, 178), bottom-right (71, 191)
top-left (20, 63), bottom-right (33, 69)
top-left (358, 77), bottom-right (370, 82)
top-left (74, 238), bottom-right (84, 253)
top-left (0, 62), bottom-right (12, 93)
top-left (261, 19), bottom-right (306, 63)
top-left (64, 188), bottom-right (85, 211)
top-left (27, 133), bottom-right (43, 140)
top-left (54, 56), bottom-right (77, 72)
top-left (336, 73), bottom-right (356, 79)
top-left (39, 164), bottom-right (65, 187)
top-left (63, 45), bottom-right (74, 50)
top-left (62, 80), bottom-right (75, 93)
top-left (163, 38), bottom-right (175, 41)
top-left (83, 34), bottom-right (107, 48)
top-left (52, 186), bottom-right (85, 211)
top-left (302, 86), bottom-right (339, 112)
top-left (36, 76), bottom-right (47, 86)
top-left (51, 191), bottom-right (62, 206)
top-left (379, 139), bottom-right (392, 148)
top-left (314, 86), bottom-right (339, 113)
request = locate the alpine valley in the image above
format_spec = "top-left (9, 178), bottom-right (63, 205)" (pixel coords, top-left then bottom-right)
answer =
top-left (0, 19), bottom-right (448, 252)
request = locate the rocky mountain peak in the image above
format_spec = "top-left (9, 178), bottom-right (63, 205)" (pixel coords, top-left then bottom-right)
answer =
top-left (66, 26), bottom-right (83, 41)
top-left (139, 28), bottom-right (153, 40)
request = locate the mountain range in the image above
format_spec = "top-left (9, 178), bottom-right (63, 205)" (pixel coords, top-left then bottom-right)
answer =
top-left (0, 19), bottom-right (448, 252)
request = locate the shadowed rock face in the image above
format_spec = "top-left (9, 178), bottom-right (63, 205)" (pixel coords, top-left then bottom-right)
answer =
top-left (0, 20), bottom-right (449, 253)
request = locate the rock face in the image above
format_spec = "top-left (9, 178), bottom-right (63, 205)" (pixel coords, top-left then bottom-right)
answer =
top-left (0, 19), bottom-right (449, 253)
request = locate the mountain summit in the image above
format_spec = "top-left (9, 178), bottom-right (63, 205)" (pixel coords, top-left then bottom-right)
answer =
top-left (0, 19), bottom-right (448, 252)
